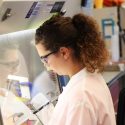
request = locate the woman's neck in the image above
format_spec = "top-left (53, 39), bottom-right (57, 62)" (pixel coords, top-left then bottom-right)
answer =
top-left (68, 63), bottom-right (84, 78)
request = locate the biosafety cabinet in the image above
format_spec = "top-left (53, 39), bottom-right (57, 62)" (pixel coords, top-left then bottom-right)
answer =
top-left (0, 0), bottom-right (67, 98)
top-left (0, 1), bottom-right (68, 124)
top-left (0, 0), bottom-right (66, 34)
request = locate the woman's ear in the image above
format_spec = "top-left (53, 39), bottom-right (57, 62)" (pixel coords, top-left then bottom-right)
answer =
top-left (59, 47), bottom-right (71, 60)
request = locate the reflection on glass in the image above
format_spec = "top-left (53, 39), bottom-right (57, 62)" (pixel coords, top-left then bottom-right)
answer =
top-left (0, 29), bottom-right (62, 125)
top-left (0, 43), bottom-right (20, 88)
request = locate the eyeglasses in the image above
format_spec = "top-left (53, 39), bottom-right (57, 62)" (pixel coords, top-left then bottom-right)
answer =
top-left (40, 51), bottom-right (57, 64)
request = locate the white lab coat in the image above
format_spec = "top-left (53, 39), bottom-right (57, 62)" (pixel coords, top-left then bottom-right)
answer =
top-left (48, 68), bottom-right (116, 125)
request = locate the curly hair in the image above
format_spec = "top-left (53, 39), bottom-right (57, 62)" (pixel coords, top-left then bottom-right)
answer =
top-left (35, 13), bottom-right (109, 73)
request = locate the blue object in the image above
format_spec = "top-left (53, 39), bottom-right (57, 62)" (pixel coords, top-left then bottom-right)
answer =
top-left (102, 19), bottom-right (115, 39)
top-left (58, 75), bottom-right (69, 92)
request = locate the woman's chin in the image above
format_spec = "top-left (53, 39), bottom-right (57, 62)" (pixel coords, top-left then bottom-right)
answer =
top-left (56, 72), bottom-right (66, 76)
top-left (48, 69), bottom-right (65, 76)
top-left (51, 70), bottom-right (61, 75)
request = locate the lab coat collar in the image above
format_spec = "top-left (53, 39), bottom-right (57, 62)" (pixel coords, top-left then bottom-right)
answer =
top-left (70, 68), bottom-right (87, 81)
top-left (61, 68), bottom-right (88, 95)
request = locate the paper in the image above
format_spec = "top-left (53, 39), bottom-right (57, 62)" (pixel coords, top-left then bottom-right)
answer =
top-left (30, 93), bottom-right (49, 109)
top-left (1, 91), bottom-right (38, 125)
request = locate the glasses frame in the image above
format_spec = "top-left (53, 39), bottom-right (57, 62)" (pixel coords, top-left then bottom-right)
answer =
top-left (40, 51), bottom-right (57, 64)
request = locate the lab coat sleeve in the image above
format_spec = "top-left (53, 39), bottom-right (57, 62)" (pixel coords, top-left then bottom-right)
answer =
top-left (65, 102), bottom-right (96, 125)
top-left (37, 103), bottom-right (54, 125)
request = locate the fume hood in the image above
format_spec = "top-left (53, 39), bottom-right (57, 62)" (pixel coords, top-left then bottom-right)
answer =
top-left (0, 0), bottom-right (66, 34)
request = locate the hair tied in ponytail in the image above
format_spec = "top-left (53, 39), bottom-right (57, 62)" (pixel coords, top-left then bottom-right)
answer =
top-left (72, 14), bottom-right (86, 32)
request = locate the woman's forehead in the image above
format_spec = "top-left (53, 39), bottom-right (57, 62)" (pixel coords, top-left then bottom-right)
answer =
top-left (36, 43), bottom-right (50, 55)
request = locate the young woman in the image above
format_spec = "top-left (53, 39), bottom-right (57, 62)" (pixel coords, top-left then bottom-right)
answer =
top-left (35, 13), bottom-right (116, 125)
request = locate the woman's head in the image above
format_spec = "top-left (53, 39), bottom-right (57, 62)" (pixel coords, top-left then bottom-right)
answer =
top-left (35, 13), bottom-right (108, 75)
top-left (0, 42), bottom-right (20, 87)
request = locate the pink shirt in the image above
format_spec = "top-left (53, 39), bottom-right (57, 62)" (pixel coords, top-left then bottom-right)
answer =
top-left (48, 69), bottom-right (116, 125)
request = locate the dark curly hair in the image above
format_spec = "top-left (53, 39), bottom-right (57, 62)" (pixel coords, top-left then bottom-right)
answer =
top-left (35, 13), bottom-right (109, 73)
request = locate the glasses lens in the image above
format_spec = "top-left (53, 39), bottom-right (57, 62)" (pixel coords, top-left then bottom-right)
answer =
top-left (40, 51), bottom-right (57, 64)
top-left (41, 58), bottom-right (48, 64)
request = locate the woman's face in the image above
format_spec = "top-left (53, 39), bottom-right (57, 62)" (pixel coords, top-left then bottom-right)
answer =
top-left (36, 43), bottom-right (70, 75)
top-left (0, 49), bottom-right (19, 87)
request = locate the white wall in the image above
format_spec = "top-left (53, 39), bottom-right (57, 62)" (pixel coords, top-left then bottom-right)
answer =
top-left (64, 0), bottom-right (83, 17)
top-left (92, 7), bottom-right (118, 29)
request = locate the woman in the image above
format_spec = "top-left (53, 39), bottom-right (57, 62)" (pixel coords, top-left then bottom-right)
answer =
top-left (0, 43), bottom-right (19, 88)
top-left (35, 13), bottom-right (116, 125)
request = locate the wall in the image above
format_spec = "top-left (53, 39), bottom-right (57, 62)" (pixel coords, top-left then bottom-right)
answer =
top-left (92, 7), bottom-right (118, 30)
top-left (64, 0), bottom-right (82, 16)
top-left (92, 7), bottom-right (125, 59)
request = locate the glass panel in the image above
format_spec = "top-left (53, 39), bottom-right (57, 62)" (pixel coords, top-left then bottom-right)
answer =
top-left (0, 29), bottom-right (61, 125)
